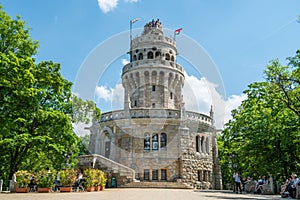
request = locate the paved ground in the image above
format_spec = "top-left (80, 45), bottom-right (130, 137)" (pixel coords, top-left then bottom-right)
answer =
top-left (0, 189), bottom-right (285, 200)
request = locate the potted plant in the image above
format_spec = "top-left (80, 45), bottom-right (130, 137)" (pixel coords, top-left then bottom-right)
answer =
top-left (59, 169), bottom-right (76, 192)
top-left (36, 169), bottom-right (55, 193)
top-left (15, 170), bottom-right (32, 193)
top-left (94, 169), bottom-right (102, 191)
top-left (100, 171), bottom-right (107, 191)
top-left (84, 168), bottom-right (96, 192)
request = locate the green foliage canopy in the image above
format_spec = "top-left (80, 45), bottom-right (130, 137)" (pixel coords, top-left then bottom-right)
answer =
top-left (0, 5), bottom-right (79, 180)
top-left (218, 50), bottom-right (300, 188)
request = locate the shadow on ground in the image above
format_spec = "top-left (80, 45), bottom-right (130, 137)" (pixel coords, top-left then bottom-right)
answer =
top-left (194, 190), bottom-right (281, 200)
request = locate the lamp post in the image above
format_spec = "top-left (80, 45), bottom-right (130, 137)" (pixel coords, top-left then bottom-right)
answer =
top-left (229, 152), bottom-right (237, 192)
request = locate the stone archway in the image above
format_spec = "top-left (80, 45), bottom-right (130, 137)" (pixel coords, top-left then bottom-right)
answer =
top-left (95, 126), bottom-right (114, 159)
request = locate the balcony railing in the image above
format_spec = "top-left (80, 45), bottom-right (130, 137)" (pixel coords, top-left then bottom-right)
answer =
top-left (98, 109), bottom-right (213, 126)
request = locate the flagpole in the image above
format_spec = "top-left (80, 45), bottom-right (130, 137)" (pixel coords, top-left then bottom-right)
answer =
top-left (130, 20), bottom-right (133, 61)
top-left (173, 31), bottom-right (176, 41)
top-left (130, 18), bottom-right (141, 62)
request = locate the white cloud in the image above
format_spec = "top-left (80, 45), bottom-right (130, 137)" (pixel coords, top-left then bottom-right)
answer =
top-left (223, 94), bottom-right (247, 125)
top-left (97, 0), bottom-right (118, 13)
top-left (95, 85), bottom-right (112, 101)
top-left (121, 59), bottom-right (129, 66)
top-left (95, 84), bottom-right (124, 111)
top-left (97, 0), bottom-right (140, 13)
top-left (183, 74), bottom-right (226, 129)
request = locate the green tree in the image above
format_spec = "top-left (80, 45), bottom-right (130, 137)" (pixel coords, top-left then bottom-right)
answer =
top-left (72, 95), bottom-right (101, 124)
top-left (0, 5), bottom-right (79, 180)
top-left (219, 51), bottom-right (300, 188)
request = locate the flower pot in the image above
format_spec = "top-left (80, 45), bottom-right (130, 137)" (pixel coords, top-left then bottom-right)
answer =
top-left (86, 186), bottom-right (95, 192)
top-left (16, 187), bottom-right (29, 193)
top-left (60, 186), bottom-right (73, 192)
top-left (100, 185), bottom-right (105, 191)
top-left (94, 186), bottom-right (100, 191)
top-left (38, 187), bottom-right (51, 193)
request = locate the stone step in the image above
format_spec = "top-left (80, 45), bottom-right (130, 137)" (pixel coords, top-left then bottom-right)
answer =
top-left (121, 181), bottom-right (194, 189)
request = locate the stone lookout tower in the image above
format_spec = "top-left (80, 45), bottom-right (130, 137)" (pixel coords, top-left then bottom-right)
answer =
top-left (82, 19), bottom-right (222, 189)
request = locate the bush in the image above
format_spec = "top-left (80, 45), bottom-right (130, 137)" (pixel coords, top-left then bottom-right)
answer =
top-left (60, 169), bottom-right (76, 187)
top-left (15, 170), bottom-right (32, 188)
top-left (84, 168), bottom-right (96, 187)
top-left (36, 169), bottom-right (55, 188)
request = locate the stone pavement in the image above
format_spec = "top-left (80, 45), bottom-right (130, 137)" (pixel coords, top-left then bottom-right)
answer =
top-left (0, 189), bottom-right (285, 200)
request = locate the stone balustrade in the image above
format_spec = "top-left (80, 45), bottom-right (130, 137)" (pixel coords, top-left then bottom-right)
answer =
top-left (99, 109), bottom-right (213, 126)
top-left (132, 35), bottom-right (175, 48)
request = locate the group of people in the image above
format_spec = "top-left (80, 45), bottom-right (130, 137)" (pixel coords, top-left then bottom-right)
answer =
top-left (232, 172), bottom-right (270, 194)
top-left (281, 173), bottom-right (300, 198)
top-left (143, 19), bottom-right (162, 34)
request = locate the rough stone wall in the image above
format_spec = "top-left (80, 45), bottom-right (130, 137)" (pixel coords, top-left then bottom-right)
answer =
top-left (89, 116), bottom-right (222, 188)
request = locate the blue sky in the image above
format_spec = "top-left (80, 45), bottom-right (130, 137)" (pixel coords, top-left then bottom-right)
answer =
top-left (2, 0), bottom-right (300, 129)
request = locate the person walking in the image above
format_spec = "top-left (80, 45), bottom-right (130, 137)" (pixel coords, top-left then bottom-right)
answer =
top-left (233, 171), bottom-right (242, 194)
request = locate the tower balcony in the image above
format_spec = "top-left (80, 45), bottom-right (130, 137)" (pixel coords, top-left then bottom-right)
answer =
top-left (131, 35), bottom-right (175, 49)
top-left (98, 109), bottom-right (213, 126)
top-left (122, 59), bottom-right (184, 75)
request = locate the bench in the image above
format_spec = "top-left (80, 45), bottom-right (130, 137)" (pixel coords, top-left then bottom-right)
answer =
top-left (295, 186), bottom-right (300, 199)
top-left (244, 181), bottom-right (256, 193)
top-left (261, 184), bottom-right (273, 195)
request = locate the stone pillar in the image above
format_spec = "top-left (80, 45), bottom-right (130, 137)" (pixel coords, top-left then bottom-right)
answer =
top-left (269, 174), bottom-right (274, 194)
top-left (158, 170), bottom-right (161, 181)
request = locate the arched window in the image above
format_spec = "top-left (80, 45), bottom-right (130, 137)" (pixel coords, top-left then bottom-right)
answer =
top-left (165, 53), bottom-right (170, 60)
top-left (203, 170), bottom-right (207, 181)
top-left (152, 133), bottom-right (158, 151)
top-left (144, 133), bottom-right (150, 151)
top-left (160, 133), bottom-right (167, 149)
top-left (201, 136), bottom-right (205, 153)
top-left (155, 51), bottom-right (161, 58)
top-left (171, 55), bottom-right (174, 62)
top-left (206, 137), bottom-right (210, 155)
top-left (196, 135), bottom-right (200, 152)
top-left (133, 55), bottom-right (137, 61)
top-left (147, 51), bottom-right (153, 59)
top-left (138, 53), bottom-right (143, 60)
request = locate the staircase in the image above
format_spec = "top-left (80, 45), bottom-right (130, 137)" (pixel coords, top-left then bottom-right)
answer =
top-left (121, 181), bottom-right (194, 189)
top-left (77, 154), bottom-right (135, 180)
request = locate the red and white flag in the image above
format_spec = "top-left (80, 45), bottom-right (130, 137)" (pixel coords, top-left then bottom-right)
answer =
top-left (174, 28), bottom-right (183, 35)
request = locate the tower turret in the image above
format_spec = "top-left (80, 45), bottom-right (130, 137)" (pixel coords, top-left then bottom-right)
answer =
top-left (122, 19), bottom-right (185, 110)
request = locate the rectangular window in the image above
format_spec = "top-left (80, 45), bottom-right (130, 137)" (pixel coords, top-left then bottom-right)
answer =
top-left (197, 170), bottom-right (201, 181)
top-left (152, 103), bottom-right (155, 108)
top-left (160, 133), bottom-right (167, 149)
top-left (152, 85), bottom-right (156, 91)
top-left (152, 134), bottom-right (158, 151)
top-left (152, 170), bottom-right (158, 181)
top-left (144, 134), bottom-right (150, 151)
top-left (196, 136), bottom-right (200, 152)
top-left (144, 169), bottom-right (149, 181)
top-left (161, 169), bottom-right (167, 180)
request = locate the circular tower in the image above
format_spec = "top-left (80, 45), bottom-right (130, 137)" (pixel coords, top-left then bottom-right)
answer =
top-left (122, 19), bottom-right (184, 110)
